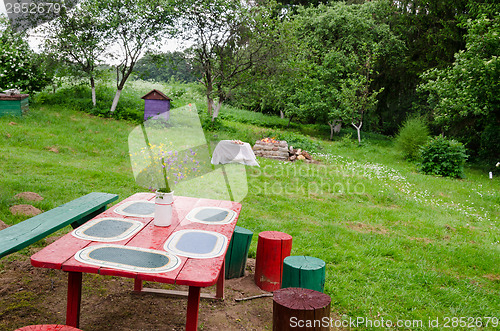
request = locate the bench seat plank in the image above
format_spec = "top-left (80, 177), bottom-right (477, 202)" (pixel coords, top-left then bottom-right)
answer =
top-left (0, 192), bottom-right (118, 258)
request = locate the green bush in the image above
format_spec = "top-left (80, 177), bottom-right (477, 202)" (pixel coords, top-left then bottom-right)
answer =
top-left (273, 131), bottom-right (321, 152)
top-left (394, 117), bottom-right (430, 161)
top-left (419, 135), bottom-right (468, 178)
top-left (200, 115), bottom-right (225, 132)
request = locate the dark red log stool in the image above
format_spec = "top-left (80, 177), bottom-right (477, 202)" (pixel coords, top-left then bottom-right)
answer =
top-left (15, 325), bottom-right (82, 331)
top-left (273, 287), bottom-right (331, 330)
top-left (254, 231), bottom-right (292, 292)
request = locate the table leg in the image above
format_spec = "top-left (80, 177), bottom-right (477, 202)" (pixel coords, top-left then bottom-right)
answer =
top-left (186, 286), bottom-right (201, 331)
top-left (216, 259), bottom-right (225, 299)
top-left (134, 278), bottom-right (143, 292)
top-left (66, 271), bottom-right (82, 328)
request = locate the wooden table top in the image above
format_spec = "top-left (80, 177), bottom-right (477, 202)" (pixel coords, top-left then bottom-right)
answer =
top-left (31, 193), bottom-right (241, 287)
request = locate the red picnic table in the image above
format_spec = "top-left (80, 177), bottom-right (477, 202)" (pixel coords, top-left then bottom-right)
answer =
top-left (31, 192), bottom-right (242, 330)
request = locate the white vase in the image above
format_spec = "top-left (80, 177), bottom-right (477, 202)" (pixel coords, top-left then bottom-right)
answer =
top-left (154, 191), bottom-right (174, 227)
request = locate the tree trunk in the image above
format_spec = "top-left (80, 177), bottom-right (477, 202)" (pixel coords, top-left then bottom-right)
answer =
top-left (207, 96), bottom-right (213, 117)
top-left (110, 63), bottom-right (134, 113)
top-left (334, 122), bottom-right (342, 134)
top-left (280, 110), bottom-right (284, 119)
top-left (110, 89), bottom-right (122, 113)
top-left (211, 99), bottom-right (222, 122)
top-left (352, 121), bottom-right (363, 144)
top-left (90, 76), bottom-right (96, 107)
top-left (328, 120), bottom-right (343, 140)
top-left (328, 122), bottom-right (334, 140)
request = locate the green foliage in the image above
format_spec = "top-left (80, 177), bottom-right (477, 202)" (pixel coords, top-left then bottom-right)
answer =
top-left (0, 16), bottom-right (52, 92)
top-left (376, 0), bottom-right (471, 134)
top-left (183, 0), bottom-right (279, 120)
top-left (42, 0), bottom-right (110, 88)
top-left (420, 16), bottom-right (500, 122)
top-left (419, 135), bottom-right (468, 178)
top-left (340, 132), bottom-right (355, 147)
top-left (200, 114), bottom-right (225, 132)
top-left (256, 1), bottom-right (403, 139)
top-left (33, 84), bottom-right (143, 123)
top-left (271, 131), bottom-right (321, 152)
top-left (394, 117), bottom-right (430, 161)
top-left (480, 124), bottom-right (500, 163)
top-left (219, 106), bottom-right (289, 128)
top-left (133, 51), bottom-right (199, 83)
top-left (418, 15), bottom-right (500, 161)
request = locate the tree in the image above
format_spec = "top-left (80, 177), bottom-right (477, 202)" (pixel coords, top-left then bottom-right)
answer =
top-left (42, 0), bottom-right (111, 106)
top-left (374, 0), bottom-right (476, 134)
top-left (96, 0), bottom-right (182, 112)
top-left (418, 15), bottom-right (500, 160)
top-left (183, 0), bottom-right (279, 120)
top-left (0, 15), bottom-right (51, 92)
top-left (337, 54), bottom-right (383, 143)
top-left (266, 2), bottom-right (402, 139)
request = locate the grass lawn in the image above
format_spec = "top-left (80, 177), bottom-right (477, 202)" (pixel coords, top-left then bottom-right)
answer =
top-left (1, 82), bottom-right (499, 330)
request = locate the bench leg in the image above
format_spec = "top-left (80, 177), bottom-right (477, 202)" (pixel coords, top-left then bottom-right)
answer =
top-left (186, 286), bottom-right (201, 331)
top-left (66, 272), bottom-right (82, 328)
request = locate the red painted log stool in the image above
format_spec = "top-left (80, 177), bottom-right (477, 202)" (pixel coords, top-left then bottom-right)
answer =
top-left (273, 287), bottom-right (331, 331)
top-left (15, 325), bottom-right (83, 331)
top-left (254, 231), bottom-right (292, 292)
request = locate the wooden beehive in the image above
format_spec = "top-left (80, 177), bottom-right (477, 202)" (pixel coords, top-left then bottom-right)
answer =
top-left (0, 94), bottom-right (29, 117)
top-left (141, 89), bottom-right (172, 121)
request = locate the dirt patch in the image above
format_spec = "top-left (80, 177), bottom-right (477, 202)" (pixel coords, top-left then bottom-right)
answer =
top-left (9, 205), bottom-right (42, 217)
top-left (444, 224), bottom-right (456, 232)
top-left (346, 222), bottom-right (390, 235)
top-left (407, 237), bottom-right (433, 244)
top-left (483, 274), bottom-right (500, 282)
top-left (45, 146), bottom-right (60, 153)
top-left (0, 254), bottom-right (278, 331)
top-left (0, 220), bottom-right (8, 230)
top-left (14, 192), bottom-right (44, 202)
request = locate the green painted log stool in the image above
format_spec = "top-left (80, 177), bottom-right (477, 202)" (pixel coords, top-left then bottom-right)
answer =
top-left (281, 256), bottom-right (326, 293)
top-left (225, 226), bottom-right (253, 279)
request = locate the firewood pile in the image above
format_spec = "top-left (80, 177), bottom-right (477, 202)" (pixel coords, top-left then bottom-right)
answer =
top-left (253, 138), bottom-right (317, 163)
top-left (288, 147), bottom-right (316, 163)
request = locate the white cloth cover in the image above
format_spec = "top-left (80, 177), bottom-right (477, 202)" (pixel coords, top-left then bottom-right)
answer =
top-left (211, 140), bottom-right (260, 166)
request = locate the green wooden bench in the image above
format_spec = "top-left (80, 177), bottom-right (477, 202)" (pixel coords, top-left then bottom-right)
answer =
top-left (0, 192), bottom-right (118, 259)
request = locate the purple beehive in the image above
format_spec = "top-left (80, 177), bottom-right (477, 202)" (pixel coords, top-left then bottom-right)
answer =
top-left (141, 89), bottom-right (172, 121)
